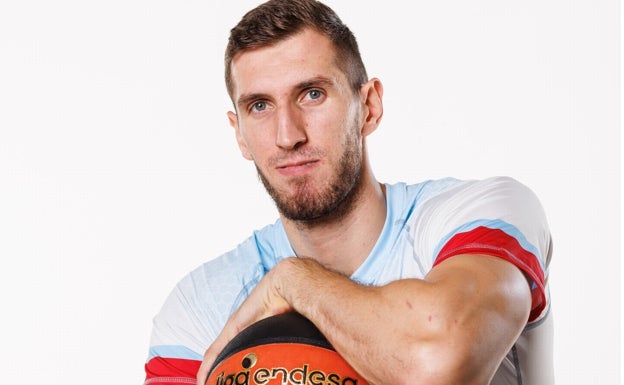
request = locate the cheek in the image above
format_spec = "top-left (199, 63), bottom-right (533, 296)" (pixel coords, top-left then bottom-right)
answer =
top-left (308, 106), bottom-right (351, 139)
top-left (335, 107), bottom-right (362, 146)
top-left (242, 131), bottom-right (274, 164)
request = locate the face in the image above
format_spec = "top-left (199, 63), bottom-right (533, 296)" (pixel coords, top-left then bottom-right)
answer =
top-left (228, 29), bottom-right (372, 222)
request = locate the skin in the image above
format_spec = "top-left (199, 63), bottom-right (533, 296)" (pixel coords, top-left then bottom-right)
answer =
top-left (196, 28), bottom-right (532, 385)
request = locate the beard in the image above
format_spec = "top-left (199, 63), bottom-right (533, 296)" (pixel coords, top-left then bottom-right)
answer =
top-left (256, 131), bottom-right (364, 224)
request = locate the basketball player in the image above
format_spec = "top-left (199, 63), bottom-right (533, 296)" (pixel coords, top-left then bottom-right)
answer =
top-left (144, 1), bottom-right (553, 384)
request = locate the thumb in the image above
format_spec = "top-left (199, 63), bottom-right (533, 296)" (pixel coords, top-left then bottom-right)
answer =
top-left (196, 336), bottom-right (229, 385)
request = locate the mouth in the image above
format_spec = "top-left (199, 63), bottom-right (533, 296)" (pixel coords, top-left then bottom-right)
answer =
top-left (276, 159), bottom-right (319, 176)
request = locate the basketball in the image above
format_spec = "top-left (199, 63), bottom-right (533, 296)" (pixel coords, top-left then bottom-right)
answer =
top-left (205, 312), bottom-right (369, 385)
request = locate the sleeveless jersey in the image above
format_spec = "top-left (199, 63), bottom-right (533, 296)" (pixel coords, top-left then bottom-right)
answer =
top-left (144, 176), bottom-right (553, 385)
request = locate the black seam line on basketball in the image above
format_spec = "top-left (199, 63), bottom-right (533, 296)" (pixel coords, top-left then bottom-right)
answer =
top-left (209, 337), bottom-right (335, 375)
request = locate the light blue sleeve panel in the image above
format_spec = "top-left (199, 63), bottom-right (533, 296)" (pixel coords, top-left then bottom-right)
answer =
top-left (147, 219), bottom-right (294, 361)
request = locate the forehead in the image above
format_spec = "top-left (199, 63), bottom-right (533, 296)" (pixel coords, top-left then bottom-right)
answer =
top-left (229, 28), bottom-right (346, 100)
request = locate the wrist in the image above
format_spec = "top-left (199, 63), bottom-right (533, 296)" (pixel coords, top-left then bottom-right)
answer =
top-left (275, 257), bottom-right (324, 313)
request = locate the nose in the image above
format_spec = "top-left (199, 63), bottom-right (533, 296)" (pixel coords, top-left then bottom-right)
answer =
top-left (275, 105), bottom-right (307, 150)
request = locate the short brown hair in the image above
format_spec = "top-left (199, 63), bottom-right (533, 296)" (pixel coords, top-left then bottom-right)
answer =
top-left (225, 0), bottom-right (368, 100)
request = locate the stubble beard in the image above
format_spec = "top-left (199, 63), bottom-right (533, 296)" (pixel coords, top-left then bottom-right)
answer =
top-left (256, 133), bottom-right (364, 225)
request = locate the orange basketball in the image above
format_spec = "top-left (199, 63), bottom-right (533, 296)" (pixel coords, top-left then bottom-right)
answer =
top-left (205, 312), bottom-right (369, 385)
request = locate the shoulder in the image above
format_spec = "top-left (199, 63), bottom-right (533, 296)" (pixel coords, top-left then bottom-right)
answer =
top-left (404, 175), bottom-right (536, 198)
top-left (177, 219), bottom-right (292, 313)
top-left (384, 176), bottom-right (534, 216)
top-left (392, 175), bottom-right (551, 279)
top-left (395, 176), bottom-right (545, 216)
top-left (150, 220), bottom-right (292, 349)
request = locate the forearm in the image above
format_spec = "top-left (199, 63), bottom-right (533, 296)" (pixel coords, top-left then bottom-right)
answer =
top-left (277, 256), bottom-right (530, 385)
top-left (278, 258), bottom-right (439, 384)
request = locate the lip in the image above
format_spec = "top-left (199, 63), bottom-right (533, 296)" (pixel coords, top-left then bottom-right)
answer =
top-left (276, 159), bottom-right (319, 176)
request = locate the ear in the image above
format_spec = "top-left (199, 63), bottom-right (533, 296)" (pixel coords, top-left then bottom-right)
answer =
top-left (228, 111), bottom-right (253, 160)
top-left (359, 78), bottom-right (384, 137)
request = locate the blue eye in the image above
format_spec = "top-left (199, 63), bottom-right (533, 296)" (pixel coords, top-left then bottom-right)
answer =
top-left (307, 89), bottom-right (322, 99)
top-left (251, 101), bottom-right (267, 112)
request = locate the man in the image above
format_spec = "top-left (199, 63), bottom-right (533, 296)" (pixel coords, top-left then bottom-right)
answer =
top-left (144, 1), bottom-right (553, 384)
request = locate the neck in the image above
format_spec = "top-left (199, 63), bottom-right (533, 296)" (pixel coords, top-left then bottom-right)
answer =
top-left (280, 168), bottom-right (387, 276)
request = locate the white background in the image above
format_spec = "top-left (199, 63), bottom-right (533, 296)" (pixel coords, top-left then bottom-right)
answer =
top-left (0, 0), bottom-right (620, 384)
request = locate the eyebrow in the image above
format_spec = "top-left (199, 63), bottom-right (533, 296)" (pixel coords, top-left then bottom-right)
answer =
top-left (236, 76), bottom-right (336, 110)
top-left (295, 76), bottom-right (334, 91)
top-left (236, 92), bottom-right (269, 110)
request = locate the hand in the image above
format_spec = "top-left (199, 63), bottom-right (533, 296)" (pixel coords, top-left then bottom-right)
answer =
top-left (195, 258), bottom-right (295, 385)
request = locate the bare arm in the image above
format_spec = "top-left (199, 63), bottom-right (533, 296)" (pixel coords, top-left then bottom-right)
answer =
top-left (196, 254), bottom-right (531, 385)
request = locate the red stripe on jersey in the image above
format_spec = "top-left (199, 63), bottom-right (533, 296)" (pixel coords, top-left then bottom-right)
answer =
top-left (144, 356), bottom-right (201, 385)
top-left (434, 226), bottom-right (546, 322)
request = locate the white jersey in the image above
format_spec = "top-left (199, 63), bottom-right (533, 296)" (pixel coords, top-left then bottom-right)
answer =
top-left (145, 176), bottom-right (553, 385)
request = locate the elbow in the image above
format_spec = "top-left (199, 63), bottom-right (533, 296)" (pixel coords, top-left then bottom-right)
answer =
top-left (391, 317), bottom-right (493, 385)
top-left (392, 343), bottom-right (487, 385)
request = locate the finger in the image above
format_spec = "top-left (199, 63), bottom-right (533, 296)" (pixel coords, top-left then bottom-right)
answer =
top-left (196, 265), bottom-right (292, 384)
top-left (196, 341), bottom-right (223, 385)
top-left (195, 308), bottom-right (254, 385)
top-left (196, 316), bottom-right (244, 385)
